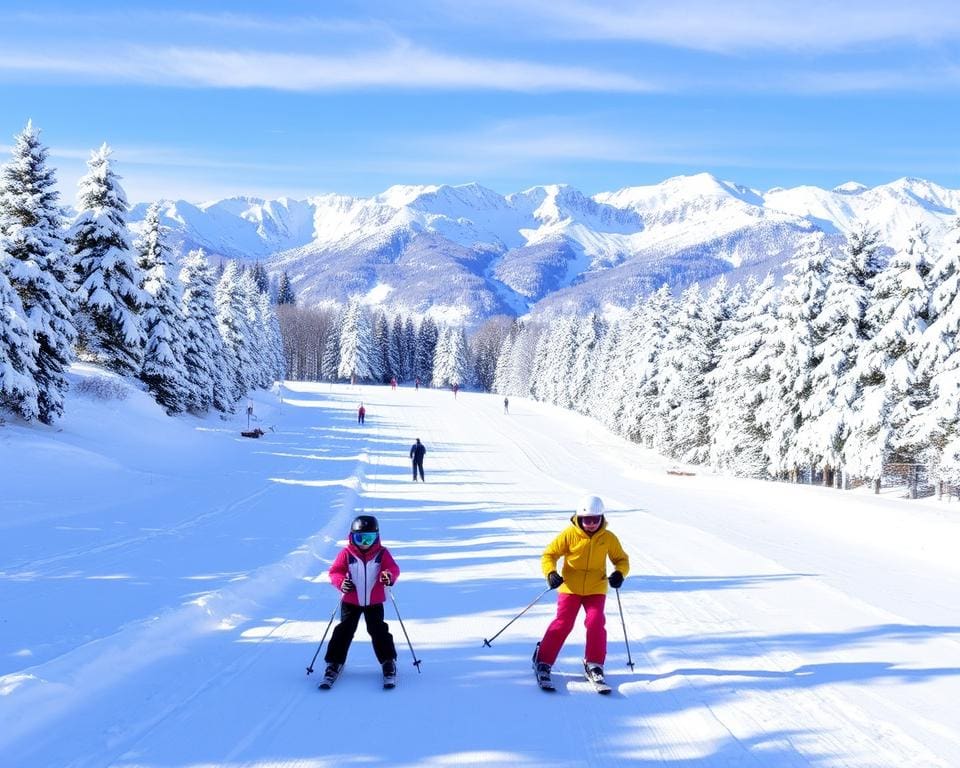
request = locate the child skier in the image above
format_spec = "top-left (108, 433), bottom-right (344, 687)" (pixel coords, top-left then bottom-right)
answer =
top-left (321, 515), bottom-right (400, 689)
top-left (533, 495), bottom-right (629, 692)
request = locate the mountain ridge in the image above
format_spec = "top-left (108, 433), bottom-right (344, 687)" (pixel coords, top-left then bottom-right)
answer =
top-left (127, 173), bottom-right (960, 327)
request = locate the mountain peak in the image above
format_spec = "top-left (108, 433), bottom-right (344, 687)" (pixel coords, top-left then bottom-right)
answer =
top-left (376, 185), bottom-right (442, 208)
top-left (834, 181), bottom-right (867, 194)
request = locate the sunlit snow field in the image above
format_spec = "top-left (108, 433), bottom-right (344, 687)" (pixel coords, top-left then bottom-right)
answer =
top-left (1, 365), bottom-right (959, 767)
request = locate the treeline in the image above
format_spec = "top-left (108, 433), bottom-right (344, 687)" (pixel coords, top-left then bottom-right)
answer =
top-left (277, 299), bottom-right (513, 390)
top-left (0, 122), bottom-right (284, 423)
top-left (493, 224), bottom-right (960, 488)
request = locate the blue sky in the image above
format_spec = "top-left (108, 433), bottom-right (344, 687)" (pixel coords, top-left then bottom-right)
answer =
top-left (1, 1), bottom-right (959, 204)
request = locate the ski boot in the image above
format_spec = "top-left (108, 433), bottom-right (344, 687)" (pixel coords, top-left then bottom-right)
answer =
top-left (583, 661), bottom-right (611, 694)
top-left (382, 659), bottom-right (397, 690)
top-left (532, 643), bottom-right (555, 691)
top-left (318, 663), bottom-right (342, 690)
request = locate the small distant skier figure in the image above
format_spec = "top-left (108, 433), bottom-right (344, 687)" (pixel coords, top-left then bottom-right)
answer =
top-left (503, 397), bottom-right (509, 415)
top-left (358, 403), bottom-right (366, 424)
top-left (390, 376), bottom-right (397, 391)
top-left (410, 437), bottom-right (426, 482)
top-left (321, 515), bottom-right (400, 690)
top-left (452, 383), bottom-right (459, 399)
top-left (532, 495), bottom-right (629, 692)
top-left (415, 377), bottom-right (420, 392)
top-left (246, 399), bottom-right (254, 428)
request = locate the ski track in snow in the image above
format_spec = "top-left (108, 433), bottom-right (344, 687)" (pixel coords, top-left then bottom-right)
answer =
top-left (1, 380), bottom-right (959, 766)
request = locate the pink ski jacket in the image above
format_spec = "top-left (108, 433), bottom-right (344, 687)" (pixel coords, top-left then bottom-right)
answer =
top-left (329, 537), bottom-right (400, 607)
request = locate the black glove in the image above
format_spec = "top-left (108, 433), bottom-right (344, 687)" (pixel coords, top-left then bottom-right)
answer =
top-left (340, 577), bottom-right (355, 594)
top-left (380, 571), bottom-right (393, 586)
top-left (547, 571), bottom-right (563, 590)
top-left (608, 571), bottom-right (624, 589)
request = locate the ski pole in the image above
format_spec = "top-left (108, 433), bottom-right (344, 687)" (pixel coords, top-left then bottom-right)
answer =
top-left (614, 587), bottom-right (635, 671)
top-left (388, 588), bottom-right (422, 673)
top-left (482, 585), bottom-right (551, 647)
top-left (305, 600), bottom-right (341, 675)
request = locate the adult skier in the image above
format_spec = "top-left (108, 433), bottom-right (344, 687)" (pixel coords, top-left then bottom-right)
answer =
top-left (533, 495), bottom-right (629, 692)
top-left (410, 437), bottom-right (426, 482)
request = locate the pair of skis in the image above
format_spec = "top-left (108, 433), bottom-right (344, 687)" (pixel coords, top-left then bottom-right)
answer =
top-left (533, 644), bottom-right (611, 694)
top-left (319, 666), bottom-right (396, 690)
top-left (535, 664), bottom-right (611, 694)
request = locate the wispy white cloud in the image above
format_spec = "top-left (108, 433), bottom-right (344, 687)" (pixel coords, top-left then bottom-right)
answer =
top-left (0, 41), bottom-right (658, 93)
top-left (468, 0), bottom-right (960, 53)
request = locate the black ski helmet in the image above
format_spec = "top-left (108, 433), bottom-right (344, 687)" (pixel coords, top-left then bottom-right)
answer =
top-left (351, 515), bottom-right (379, 534)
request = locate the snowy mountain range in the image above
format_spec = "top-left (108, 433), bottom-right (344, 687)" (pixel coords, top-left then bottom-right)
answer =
top-left (128, 174), bottom-right (960, 326)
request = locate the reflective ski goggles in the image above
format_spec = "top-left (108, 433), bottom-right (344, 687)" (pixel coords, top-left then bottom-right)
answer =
top-left (578, 515), bottom-right (603, 526)
top-left (351, 531), bottom-right (378, 547)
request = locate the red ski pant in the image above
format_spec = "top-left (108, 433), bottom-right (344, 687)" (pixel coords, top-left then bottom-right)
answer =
top-left (537, 592), bottom-right (607, 666)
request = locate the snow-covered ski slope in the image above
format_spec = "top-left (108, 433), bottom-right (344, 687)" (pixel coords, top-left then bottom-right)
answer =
top-left (2, 368), bottom-right (959, 767)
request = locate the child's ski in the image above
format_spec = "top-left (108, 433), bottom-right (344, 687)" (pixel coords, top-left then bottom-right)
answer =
top-left (532, 643), bottom-right (555, 691)
top-left (534, 663), bottom-right (556, 691)
top-left (583, 663), bottom-right (611, 695)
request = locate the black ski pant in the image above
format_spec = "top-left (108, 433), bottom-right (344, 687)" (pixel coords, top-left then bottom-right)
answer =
top-left (325, 602), bottom-right (397, 665)
top-left (412, 458), bottom-right (424, 481)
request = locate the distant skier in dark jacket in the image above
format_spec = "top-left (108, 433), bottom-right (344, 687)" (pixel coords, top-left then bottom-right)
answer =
top-left (358, 403), bottom-right (366, 424)
top-left (410, 438), bottom-right (426, 481)
top-left (322, 515), bottom-right (400, 688)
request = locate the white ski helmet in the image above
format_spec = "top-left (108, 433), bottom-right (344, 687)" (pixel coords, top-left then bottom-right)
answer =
top-left (576, 495), bottom-right (605, 518)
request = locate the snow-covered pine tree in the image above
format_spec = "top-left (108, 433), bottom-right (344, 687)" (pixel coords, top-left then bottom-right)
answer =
top-left (257, 289), bottom-right (285, 385)
top-left (492, 322), bottom-right (518, 395)
top-left (0, 121), bottom-right (76, 423)
top-left (320, 308), bottom-right (344, 381)
top-left (913, 220), bottom-right (960, 478)
top-left (541, 316), bottom-right (578, 409)
top-left (504, 321), bottom-right (542, 397)
top-left (0, 241), bottom-right (39, 420)
top-left (402, 316), bottom-right (416, 381)
top-left (431, 326), bottom-right (453, 386)
top-left (799, 226), bottom-right (883, 485)
top-left (276, 271), bottom-right (296, 305)
top-left (136, 202), bottom-right (189, 414)
top-left (250, 262), bottom-right (270, 295)
top-left (389, 314), bottom-right (404, 382)
top-left (338, 298), bottom-right (378, 382)
top-left (772, 240), bottom-right (831, 479)
top-left (567, 313), bottom-right (604, 412)
top-left (654, 284), bottom-right (711, 460)
top-left (180, 249), bottom-right (234, 413)
top-left (582, 313), bottom-right (622, 428)
top-left (215, 262), bottom-right (252, 401)
top-left (373, 310), bottom-right (391, 383)
top-left (712, 276), bottom-right (780, 477)
top-left (238, 267), bottom-right (269, 388)
top-left (451, 326), bottom-right (471, 388)
top-left (618, 285), bottom-right (674, 444)
top-left (469, 315), bottom-right (513, 393)
top-left (414, 317), bottom-right (439, 386)
top-left (707, 277), bottom-right (758, 474)
top-left (845, 226), bottom-right (931, 483)
top-left (528, 315), bottom-right (578, 407)
top-left (70, 144), bottom-right (146, 377)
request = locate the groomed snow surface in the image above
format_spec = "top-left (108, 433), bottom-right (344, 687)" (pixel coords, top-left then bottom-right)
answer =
top-left (1, 366), bottom-right (959, 767)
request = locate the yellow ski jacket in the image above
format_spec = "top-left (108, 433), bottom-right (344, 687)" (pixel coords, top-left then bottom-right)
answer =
top-left (541, 516), bottom-right (630, 596)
